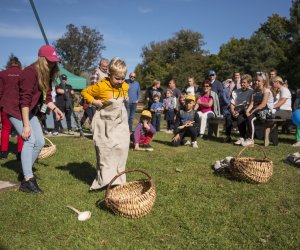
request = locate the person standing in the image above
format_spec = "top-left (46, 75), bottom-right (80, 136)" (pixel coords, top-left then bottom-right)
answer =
top-left (209, 70), bottom-right (224, 104)
top-left (168, 79), bottom-right (182, 98)
top-left (125, 72), bottom-right (140, 131)
top-left (6, 45), bottom-right (64, 193)
top-left (53, 74), bottom-right (74, 135)
top-left (145, 79), bottom-right (164, 110)
top-left (81, 58), bottom-right (109, 128)
top-left (89, 58), bottom-right (109, 84)
top-left (81, 57), bottom-right (129, 191)
top-left (0, 56), bottom-right (24, 160)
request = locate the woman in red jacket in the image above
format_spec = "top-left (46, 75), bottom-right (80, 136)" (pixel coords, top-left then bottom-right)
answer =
top-left (0, 57), bottom-right (24, 159)
top-left (6, 45), bottom-right (64, 193)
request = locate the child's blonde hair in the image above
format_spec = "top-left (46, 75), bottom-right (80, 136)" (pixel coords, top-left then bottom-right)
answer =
top-left (109, 57), bottom-right (127, 76)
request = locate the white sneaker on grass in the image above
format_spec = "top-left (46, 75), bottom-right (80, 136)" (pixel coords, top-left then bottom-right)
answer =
top-left (192, 141), bottom-right (198, 148)
top-left (52, 131), bottom-right (59, 136)
top-left (241, 138), bottom-right (254, 147)
top-left (184, 140), bottom-right (191, 146)
top-left (234, 138), bottom-right (244, 145)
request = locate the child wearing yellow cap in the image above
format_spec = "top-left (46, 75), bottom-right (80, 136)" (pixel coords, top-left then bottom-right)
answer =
top-left (172, 94), bottom-right (200, 148)
top-left (132, 110), bottom-right (156, 151)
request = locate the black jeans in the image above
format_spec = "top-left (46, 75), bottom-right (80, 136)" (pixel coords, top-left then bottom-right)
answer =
top-left (80, 106), bottom-right (96, 126)
top-left (225, 112), bottom-right (247, 138)
top-left (55, 106), bottom-right (72, 131)
top-left (172, 126), bottom-right (198, 147)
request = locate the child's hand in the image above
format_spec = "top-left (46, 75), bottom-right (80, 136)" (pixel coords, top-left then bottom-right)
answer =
top-left (93, 99), bottom-right (104, 108)
top-left (124, 96), bottom-right (129, 102)
top-left (143, 121), bottom-right (150, 130)
top-left (172, 134), bottom-right (180, 142)
top-left (185, 121), bottom-right (195, 127)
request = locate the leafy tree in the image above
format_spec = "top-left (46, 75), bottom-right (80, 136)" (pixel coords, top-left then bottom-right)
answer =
top-left (137, 29), bottom-right (207, 89)
top-left (54, 24), bottom-right (105, 75)
top-left (290, 0), bottom-right (300, 39)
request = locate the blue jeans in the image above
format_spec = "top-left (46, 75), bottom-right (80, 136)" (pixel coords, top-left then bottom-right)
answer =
top-left (9, 114), bottom-right (45, 178)
top-left (151, 113), bottom-right (161, 132)
top-left (125, 102), bottom-right (137, 131)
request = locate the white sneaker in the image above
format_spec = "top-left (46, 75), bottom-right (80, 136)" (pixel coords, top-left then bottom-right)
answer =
top-left (68, 130), bottom-right (74, 135)
top-left (192, 141), bottom-right (198, 148)
top-left (234, 138), bottom-right (244, 145)
top-left (52, 131), bottom-right (59, 136)
top-left (184, 140), bottom-right (191, 146)
top-left (165, 130), bottom-right (173, 134)
top-left (241, 139), bottom-right (254, 147)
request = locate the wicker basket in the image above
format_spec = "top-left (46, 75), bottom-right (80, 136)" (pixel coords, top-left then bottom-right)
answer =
top-left (38, 137), bottom-right (57, 160)
top-left (229, 144), bottom-right (273, 183)
top-left (105, 169), bottom-right (156, 219)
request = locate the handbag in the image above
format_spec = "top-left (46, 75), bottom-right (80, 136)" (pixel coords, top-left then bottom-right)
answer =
top-left (255, 108), bottom-right (272, 120)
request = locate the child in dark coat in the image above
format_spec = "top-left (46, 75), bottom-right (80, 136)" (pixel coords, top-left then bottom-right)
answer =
top-left (172, 94), bottom-right (200, 148)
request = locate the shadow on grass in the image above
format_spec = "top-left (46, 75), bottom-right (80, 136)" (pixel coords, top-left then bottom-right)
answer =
top-left (95, 199), bottom-right (113, 214)
top-left (1, 160), bottom-right (39, 181)
top-left (56, 161), bottom-right (95, 185)
top-left (152, 139), bottom-right (173, 146)
top-left (212, 167), bottom-right (240, 182)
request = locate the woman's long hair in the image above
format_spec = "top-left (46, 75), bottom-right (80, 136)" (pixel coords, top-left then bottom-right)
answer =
top-left (34, 57), bottom-right (59, 96)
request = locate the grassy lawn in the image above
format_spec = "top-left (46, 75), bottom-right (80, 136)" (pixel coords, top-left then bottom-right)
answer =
top-left (0, 129), bottom-right (299, 249)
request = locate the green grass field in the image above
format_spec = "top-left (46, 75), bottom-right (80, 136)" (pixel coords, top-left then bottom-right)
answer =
top-left (0, 130), bottom-right (299, 249)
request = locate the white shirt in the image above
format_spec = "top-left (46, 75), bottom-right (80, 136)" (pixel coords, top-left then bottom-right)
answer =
top-left (279, 86), bottom-right (292, 111)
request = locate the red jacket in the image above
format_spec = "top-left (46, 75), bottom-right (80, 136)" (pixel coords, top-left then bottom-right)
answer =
top-left (0, 64), bottom-right (52, 120)
top-left (0, 65), bottom-right (22, 118)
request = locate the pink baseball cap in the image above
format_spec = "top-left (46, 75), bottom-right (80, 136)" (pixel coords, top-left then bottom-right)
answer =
top-left (38, 45), bottom-right (61, 62)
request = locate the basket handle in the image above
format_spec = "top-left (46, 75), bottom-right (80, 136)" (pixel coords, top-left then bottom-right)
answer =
top-left (44, 137), bottom-right (54, 146)
top-left (105, 169), bottom-right (153, 199)
top-left (236, 144), bottom-right (268, 159)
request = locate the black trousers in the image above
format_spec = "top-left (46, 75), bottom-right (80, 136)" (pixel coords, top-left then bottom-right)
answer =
top-left (225, 112), bottom-right (247, 138)
top-left (80, 106), bottom-right (96, 126)
top-left (55, 106), bottom-right (72, 131)
top-left (172, 126), bottom-right (198, 147)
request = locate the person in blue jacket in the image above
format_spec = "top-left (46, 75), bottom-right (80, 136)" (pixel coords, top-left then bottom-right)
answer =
top-left (125, 72), bottom-right (140, 131)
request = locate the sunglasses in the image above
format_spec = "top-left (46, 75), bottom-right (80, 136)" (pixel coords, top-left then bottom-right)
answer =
top-left (130, 76), bottom-right (135, 78)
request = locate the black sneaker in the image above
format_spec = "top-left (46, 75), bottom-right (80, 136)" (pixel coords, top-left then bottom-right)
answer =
top-left (0, 151), bottom-right (8, 159)
top-left (19, 177), bottom-right (43, 194)
top-left (222, 136), bottom-right (232, 143)
top-left (143, 144), bottom-right (154, 152)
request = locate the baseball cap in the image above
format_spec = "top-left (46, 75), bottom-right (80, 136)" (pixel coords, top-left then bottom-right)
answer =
top-left (61, 74), bottom-right (67, 80)
top-left (185, 94), bottom-right (195, 102)
top-left (141, 110), bottom-right (152, 118)
top-left (38, 45), bottom-right (61, 63)
top-left (209, 70), bottom-right (216, 75)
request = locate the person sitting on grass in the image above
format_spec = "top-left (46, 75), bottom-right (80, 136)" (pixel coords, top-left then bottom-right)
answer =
top-left (150, 94), bottom-right (164, 132)
top-left (171, 94), bottom-right (200, 148)
top-left (131, 110), bottom-right (156, 151)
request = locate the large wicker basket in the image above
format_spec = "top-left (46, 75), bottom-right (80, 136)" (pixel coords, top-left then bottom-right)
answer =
top-left (38, 137), bottom-right (56, 160)
top-left (229, 144), bottom-right (273, 184)
top-left (105, 169), bottom-right (156, 219)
